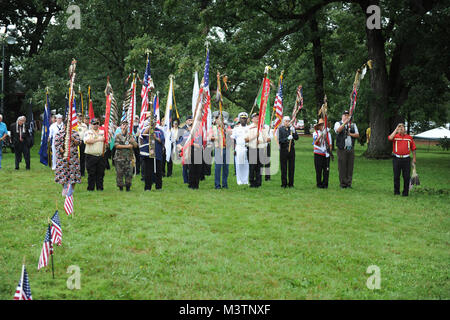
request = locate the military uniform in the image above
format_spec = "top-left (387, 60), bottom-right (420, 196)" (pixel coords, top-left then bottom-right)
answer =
top-left (114, 130), bottom-right (137, 191)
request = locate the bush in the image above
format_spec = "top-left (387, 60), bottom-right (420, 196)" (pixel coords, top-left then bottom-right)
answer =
top-left (437, 136), bottom-right (450, 151)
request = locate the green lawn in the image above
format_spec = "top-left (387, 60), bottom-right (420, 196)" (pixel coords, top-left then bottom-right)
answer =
top-left (0, 134), bottom-right (449, 299)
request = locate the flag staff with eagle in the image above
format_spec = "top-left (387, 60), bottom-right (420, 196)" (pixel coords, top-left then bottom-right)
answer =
top-left (54, 59), bottom-right (82, 206)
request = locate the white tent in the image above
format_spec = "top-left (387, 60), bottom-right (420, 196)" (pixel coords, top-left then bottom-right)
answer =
top-left (414, 127), bottom-right (450, 141)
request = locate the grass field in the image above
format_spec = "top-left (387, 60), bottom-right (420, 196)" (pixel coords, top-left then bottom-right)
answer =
top-left (0, 134), bottom-right (449, 300)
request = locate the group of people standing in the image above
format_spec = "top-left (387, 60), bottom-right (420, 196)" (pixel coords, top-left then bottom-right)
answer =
top-left (0, 107), bottom-right (417, 197)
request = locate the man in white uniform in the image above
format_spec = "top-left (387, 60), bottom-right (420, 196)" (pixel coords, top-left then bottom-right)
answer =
top-left (48, 114), bottom-right (64, 170)
top-left (231, 112), bottom-right (249, 185)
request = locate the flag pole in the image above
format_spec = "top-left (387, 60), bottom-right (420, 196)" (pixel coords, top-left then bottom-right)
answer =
top-left (19, 257), bottom-right (25, 300)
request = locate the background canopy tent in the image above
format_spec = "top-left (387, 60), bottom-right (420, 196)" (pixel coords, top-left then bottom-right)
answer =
top-left (413, 127), bottom-right (450, 141)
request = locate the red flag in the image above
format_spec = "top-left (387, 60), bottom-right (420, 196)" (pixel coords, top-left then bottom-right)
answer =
top-left (257, 76), bottom-right (271, 134)
top-left (104, 95), bottom-right (111, 145)
top-left (88, 86), bottom-right (95, 122)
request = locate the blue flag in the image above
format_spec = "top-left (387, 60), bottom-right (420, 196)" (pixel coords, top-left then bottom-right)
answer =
top-left (39, 93), bottom-right (51, 166)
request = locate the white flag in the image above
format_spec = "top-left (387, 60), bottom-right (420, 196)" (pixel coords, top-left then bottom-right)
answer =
top-left (164, 77), bottom-right (173, 162)
top-left (192, 71), bottom-right (199, 117)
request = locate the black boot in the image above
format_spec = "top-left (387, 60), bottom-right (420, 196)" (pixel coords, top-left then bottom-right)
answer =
top-left (119, 186), bottom-right (123, 191)
top-left (126, 184), bottom-right (131, 192)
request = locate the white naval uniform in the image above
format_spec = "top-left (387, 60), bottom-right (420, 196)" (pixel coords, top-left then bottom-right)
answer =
top-left (49, 122), bottom-right (63, 170)
top-left (231, 124), bottom-right (249, 185)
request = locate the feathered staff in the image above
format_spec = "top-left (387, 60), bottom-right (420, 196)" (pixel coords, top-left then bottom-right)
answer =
top-left (216, 71), bottom-right (226, 147)
top-left (288, 85), bottom-right (303, 152)
top-left (125, 70), bottom-right (137, 135)
top-left (104, 76), bottom-right (118, 152)
top-left (318, 95), bottom-right (334, 161)
top-left (349, 60), bottom-right (373, 126)
top-left (64, 59), bottom-right (77, 162)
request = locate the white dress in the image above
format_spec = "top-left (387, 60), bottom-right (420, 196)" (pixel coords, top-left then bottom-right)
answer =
top-left (49, 122), bottom-right (64, 170)
top-left (231, 125), bottom-right (249, 185)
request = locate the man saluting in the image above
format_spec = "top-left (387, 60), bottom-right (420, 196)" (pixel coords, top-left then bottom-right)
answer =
top-left (388, 123), bottom-right (416, 197)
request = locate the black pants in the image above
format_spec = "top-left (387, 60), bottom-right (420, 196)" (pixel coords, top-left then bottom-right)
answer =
top-left (314, 153), bottom-right (330, 188)
top-left (86, 154), bottom-right (105, 190)
top-left (134, 147), bottom-right (141, 174)
top-left (143, 157), bottom-right (162, 190)
top-left (166, 159), bottom-right (173, 177)
top-left (188, 146), bottom-right (203, 189)
top-left (14, 142), bottom-right (30, 169)
top-left (79, 142), bottom-right (86, 176)
top-left (248, 148), bottom-right (262, 188)
top-left (393, 157), bottom-right (411, 196)
top-left (280, 146), bottom-right (295, 187)
top-left (104, 149), bottom-right (111, 170)
top-left (264, 144), bottom-right (271, 180)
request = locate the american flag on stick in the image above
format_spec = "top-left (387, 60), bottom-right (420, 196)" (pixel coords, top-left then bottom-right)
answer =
top-left (38, 226), bottom-right (53, 270)
top-left (13, 263), bottom-right (32, 300)
top-left (50, 211), bottom-right (62, 246)
top-left (64, 195), bottom-right (74, 216)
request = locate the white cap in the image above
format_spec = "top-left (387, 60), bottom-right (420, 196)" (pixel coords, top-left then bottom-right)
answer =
top-left (283, 116), bottom-right (290, 121)
top-left (56, 114), bottom-right (63, 119)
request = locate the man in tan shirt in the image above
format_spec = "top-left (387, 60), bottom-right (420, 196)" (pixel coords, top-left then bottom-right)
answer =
top-left (209, 115), bottom-right (232, 189)
top-left (245, 113), bottom-right (271, 188)
top-left (77, 114), bottom-right (88, 176)
top-left (83, 118), bottom-right (105, 191)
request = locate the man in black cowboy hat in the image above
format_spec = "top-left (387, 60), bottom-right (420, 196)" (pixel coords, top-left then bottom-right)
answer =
top-left (334, 110), bottom-right (359, 188)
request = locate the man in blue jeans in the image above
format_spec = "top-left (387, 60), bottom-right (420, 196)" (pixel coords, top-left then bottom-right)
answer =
top-left (209, 115), bottom-right (231, 189)
top-left (0, 114), bottom-right (9, 169)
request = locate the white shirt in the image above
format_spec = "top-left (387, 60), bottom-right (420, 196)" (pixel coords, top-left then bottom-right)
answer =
top-left (49, 122), bottom-right (64, 144)
top-left (231, 125), bottom-right (249, 147)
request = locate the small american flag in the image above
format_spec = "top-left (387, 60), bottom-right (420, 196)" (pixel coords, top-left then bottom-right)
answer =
top-left (64, 194), bottom-right (74, 216)
top-left (273, 77), bottom-right (283, 131)
top-left (13, 265), bottom-right (32, 300)
top-left (50, 210), bottom-right (62, 246)
top-left (38, 226), bottom-right (53, 270)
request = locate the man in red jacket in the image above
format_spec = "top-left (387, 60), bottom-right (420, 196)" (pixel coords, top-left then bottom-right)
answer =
top-left (388, 123), bottom-right (417, 196)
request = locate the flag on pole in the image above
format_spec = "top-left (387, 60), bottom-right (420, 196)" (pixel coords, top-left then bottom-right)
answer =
top-left (273, 75), bottom-right (284, 131)
top-left (127, 75), bottom-right (137, 135)
top-left (39, 91), bottom-right (51, 166)
top-left (192, 71), bottom-right (199, 117)
top-left (139, 57), bottom-right (153, 130)
top-left (64, 195), bottom-right (74, 216)
top-left (202, 49), bottom-right (211, 145)
top-left (257, 69), bottom-right (271, 134)
top-left (71, 97), bottom-right (78, 131)
top-left (38, 226), bottom-right (53, 270)
top-left (163, 77), bottom-right (173, 162)
top-left (153, 94), bottom-right (160, 125)
top-left (50, 211), bottom-right (62, 246)
top-left (88, 86), bottom-right (95, 122)
top-left (13, 264), bottom-right (32, 300)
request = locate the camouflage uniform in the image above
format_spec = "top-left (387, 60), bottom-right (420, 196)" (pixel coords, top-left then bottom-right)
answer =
top-left (114, 131), bottom-right (137, 188)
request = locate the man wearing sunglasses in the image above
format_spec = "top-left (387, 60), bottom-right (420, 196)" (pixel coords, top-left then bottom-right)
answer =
top-left (84, 118), bottom-right (106, 191)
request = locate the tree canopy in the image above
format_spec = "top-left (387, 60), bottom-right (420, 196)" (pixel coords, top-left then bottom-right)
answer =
top-left (1, 0), bottom-right (449, 157)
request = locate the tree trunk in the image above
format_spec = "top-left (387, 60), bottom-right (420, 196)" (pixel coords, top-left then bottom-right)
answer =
top-left (310, 16), bottom-right (325, 114)
top-left (360, 0), bottom-right (392, 158)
